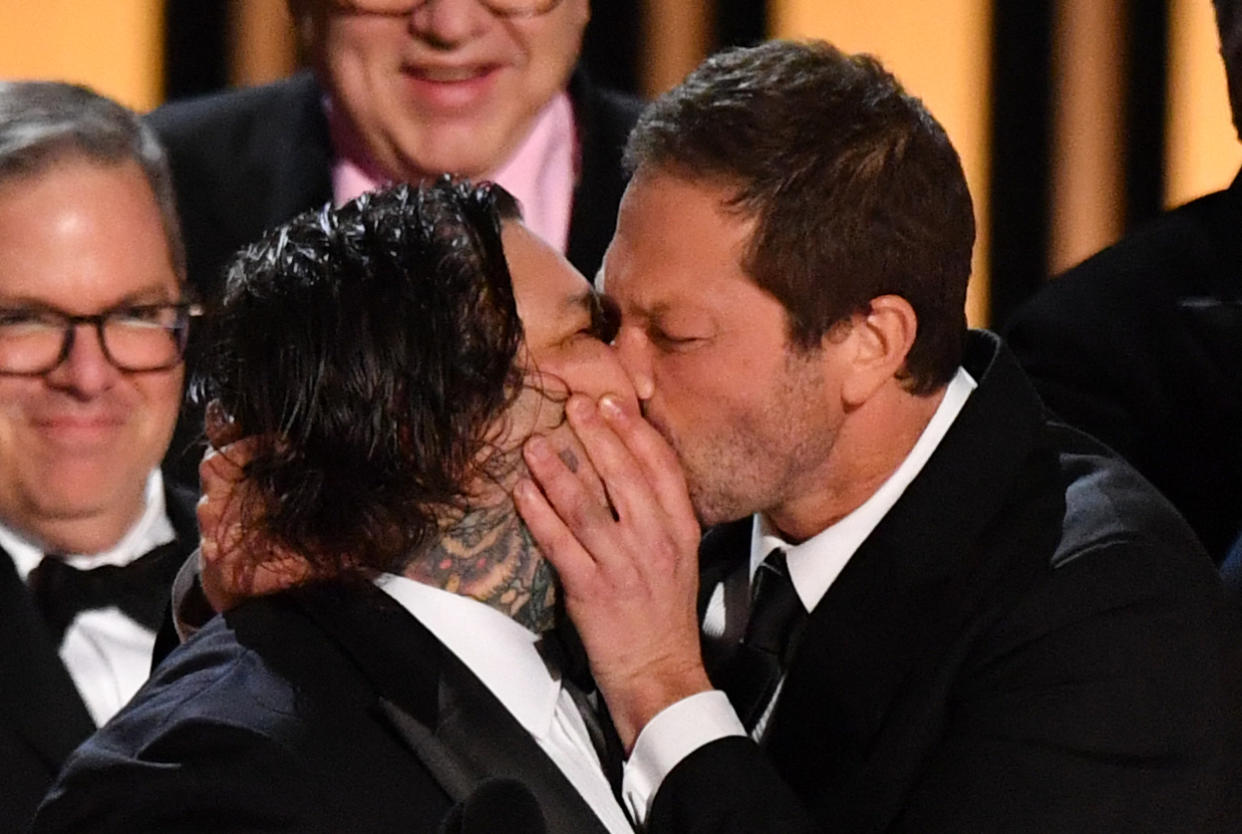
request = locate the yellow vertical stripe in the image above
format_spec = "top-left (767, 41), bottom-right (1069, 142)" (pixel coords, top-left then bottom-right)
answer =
top-left (640, 0), bottom-right (714, 97)
top-left (1166, 0), bottom-right (1241, 207)
top-left (1047, 0), bottom-right (1125, 274)
top-left (0, 0), bottom-right (165, 111)
top-left (769, 0), bottom-right (993, 327)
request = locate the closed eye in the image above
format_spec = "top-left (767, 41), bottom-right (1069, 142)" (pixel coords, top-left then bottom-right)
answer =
top-left (586, 294), bottom-right (621, 343)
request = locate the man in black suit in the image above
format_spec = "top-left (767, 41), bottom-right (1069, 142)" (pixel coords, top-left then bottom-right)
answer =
top-left (148, 0), bottom-right (643, 485)
top-left (0, 81), bottom-right (201, 832)
top-left (1004, 0), bottom-right (1242, 565)
top-left (515, 41), bottom-right (1242, 832)
top-left (35, 180), bottom-right (638, 833)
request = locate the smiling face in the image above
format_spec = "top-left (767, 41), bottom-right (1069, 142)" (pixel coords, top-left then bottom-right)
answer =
top-left (0, 158), bottom-right (184, 552)
top-left (602, 171), bottom-right (845, 527)
top-left (296, 0), bottom-right (589, 180)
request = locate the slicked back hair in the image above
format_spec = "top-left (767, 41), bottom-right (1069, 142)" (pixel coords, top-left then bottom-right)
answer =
top-left (0, 80), bottom-right (185, 283)
top-left (624, 40), bottom-right (974, 394)
top-left (1216, 0), bottom-right (1242, 139)
top-left (196, 178), bottom-right (525, 579)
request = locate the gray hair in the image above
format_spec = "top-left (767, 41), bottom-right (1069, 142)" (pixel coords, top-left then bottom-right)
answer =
top-left (0, 81), bottom-right (185, 282)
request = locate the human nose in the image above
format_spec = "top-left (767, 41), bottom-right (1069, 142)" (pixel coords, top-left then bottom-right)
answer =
top-left (42, 323), bottom-right (120, 398)
top-left (612, 325), bottom-right (655, 402)
top-left (409, 0), bottom-right (491, 46)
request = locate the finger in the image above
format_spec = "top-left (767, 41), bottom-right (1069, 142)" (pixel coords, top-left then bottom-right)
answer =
top-left (598, 394), bottom-right (699, 543)
top-left (522, 434), bottom-right (619, 556)
top-left (542, 427), bottom-right (610, 511)
top-left (512, 477), bottom-right (598, 594)
top-left (204, 399), bottom-right (244, 449)
top-left (563, 395), bottom-right (664, 534)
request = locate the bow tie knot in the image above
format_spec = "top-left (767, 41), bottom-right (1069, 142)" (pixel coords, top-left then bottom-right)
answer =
top-left (28, 540), bottom-right (183, 641)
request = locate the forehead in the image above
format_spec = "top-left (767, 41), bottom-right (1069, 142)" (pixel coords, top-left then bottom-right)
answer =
top-left (501, 219), bottom-right (591, 338)
top-left (602, 171), bottom-right (760, 315)
top-left (0, 158), bottom-right (179, 308)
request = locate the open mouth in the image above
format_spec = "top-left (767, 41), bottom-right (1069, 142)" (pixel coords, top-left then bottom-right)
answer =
top-left (406, 64), bottom-right (496, 83)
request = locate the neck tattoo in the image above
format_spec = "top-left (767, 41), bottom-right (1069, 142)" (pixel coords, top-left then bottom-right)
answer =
top-left (414, 500), bottom-right (557, 633)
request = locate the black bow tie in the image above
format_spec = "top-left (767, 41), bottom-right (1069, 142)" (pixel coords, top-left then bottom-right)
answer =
top-left (28, 540), bottom-right (184, 641)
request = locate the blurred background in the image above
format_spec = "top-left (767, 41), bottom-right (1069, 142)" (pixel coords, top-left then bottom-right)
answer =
top-left (1, 0), bottom-right (1238, 327)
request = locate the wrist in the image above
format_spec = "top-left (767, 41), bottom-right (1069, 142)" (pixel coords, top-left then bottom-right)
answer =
top-left (597, 661), bottom-right (714, 753)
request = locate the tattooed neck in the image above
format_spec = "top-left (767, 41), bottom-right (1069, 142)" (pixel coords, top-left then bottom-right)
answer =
top-left (408, 499), bottom-right (557, 633)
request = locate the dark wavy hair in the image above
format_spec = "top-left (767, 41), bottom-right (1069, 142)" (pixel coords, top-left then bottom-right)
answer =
top-left (625, 40), bottom-right (973, 394)
top-left (194, 178), bottom-right (524, 578)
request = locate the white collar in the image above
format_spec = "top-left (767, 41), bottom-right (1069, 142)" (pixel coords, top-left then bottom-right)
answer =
top-left (750, 367), bottom-right (977, 612)
top-left (0, 469), bottom-right (174, 581)
top-left (373, 573), bottom-right (561, 740)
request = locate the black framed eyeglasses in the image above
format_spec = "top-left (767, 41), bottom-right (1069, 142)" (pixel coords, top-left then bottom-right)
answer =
top-left (0, 302), bottom-right (203, 375)
top-left (332, 0), bottom-right (563, 18)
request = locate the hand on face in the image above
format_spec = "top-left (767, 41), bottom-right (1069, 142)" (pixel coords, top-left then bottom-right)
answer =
top-left (196, 402), bottom-right (311, 612)
top-left (514, 392), bottom-right (709, 751)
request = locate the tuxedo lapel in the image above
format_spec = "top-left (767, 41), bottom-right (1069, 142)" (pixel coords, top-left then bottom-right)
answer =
top-left (0, 546), bottom-right (95, 771)
top-left (762, 334), bottom-right (1066, 828)
top-left (432, 650), bottom-right (611, 834)
top-left (293, 583), bottom-right (609, 834)
top-left (697, 519), bottom-right (751, 619)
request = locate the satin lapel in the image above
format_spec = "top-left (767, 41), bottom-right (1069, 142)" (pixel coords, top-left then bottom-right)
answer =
top-left (697, 519), bottom-right (751, 620)
top-left (293, 584), bottom-right (609, 834)
top-left (763, 333), bottom-right (1063, 828)
top-left (0, 547), bottom-right (95, 770)
top-left (432, 646), bottom-right (611, 834)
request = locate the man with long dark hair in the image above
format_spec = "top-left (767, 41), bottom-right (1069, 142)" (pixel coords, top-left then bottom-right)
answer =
top-left (35, 179), bottom-right (637, 833)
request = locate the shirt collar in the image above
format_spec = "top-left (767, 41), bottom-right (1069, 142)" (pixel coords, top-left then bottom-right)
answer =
top-left (0, 469), bottom-right (174, 581)
top-left (373, 573), bottom-right (562, 740)
top-left (326, 92), bottom-right (578, 253)
top-left (750, 366), bottom-right (977, 612)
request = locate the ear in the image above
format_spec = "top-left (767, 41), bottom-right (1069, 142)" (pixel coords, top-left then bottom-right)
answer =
top-left (835, 295), bottom-right (918, 407)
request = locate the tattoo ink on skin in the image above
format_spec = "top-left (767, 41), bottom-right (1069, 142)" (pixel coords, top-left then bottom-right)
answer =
top-left (412, 499), bottom-right (557, 633)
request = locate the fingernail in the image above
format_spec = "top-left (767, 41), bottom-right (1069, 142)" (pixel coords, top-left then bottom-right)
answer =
top-left (599, 395), bottom-right (623, 420)
top-left (514, 479), bottom-right (536, 501)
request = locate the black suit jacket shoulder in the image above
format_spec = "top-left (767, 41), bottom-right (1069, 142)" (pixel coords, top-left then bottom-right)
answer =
top-left (1004, 170), bottom-right (1242, 561)
top-left (654, 331), bottom-right (1242, 833)
top-left (0, 483), bottom-right (198, 833)
top-left (34, 582), bottom-right (608, 834)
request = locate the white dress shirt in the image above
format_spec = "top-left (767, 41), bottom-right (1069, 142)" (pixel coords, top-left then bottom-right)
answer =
top-left (621, 367), bottom-right (977, 824)
top-left (375, 573), bottom-right (634, 834)
top-left (1, 470), bottom-right (175, 727)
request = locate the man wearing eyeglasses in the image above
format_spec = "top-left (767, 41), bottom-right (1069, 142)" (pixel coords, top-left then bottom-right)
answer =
top-left (148, 0), bottom-right (639, 488)
top-left (0, 81), bottom-right (200, 832)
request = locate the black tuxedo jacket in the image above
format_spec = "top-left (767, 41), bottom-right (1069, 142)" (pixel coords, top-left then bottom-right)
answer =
top-left (651, 331), bottom-right (1242, 833)
top-left (1004, 171), bottom-right (1242, 563)
top-left (33, 582), bottom-right (611, 834)
top-left (147, 71), bottom-right (643, 488)
top-left (0, 484), bottom-right (198, 833)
